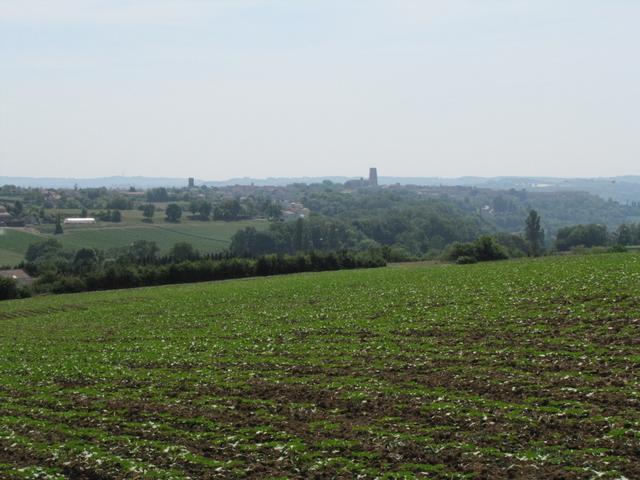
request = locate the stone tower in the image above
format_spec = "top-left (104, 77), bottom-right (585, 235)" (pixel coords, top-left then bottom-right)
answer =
top-left (368, 168), bottom-right (378, 186)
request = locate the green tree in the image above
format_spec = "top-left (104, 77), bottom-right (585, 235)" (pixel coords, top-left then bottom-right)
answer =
top-left (293, 218), bottom-right (305, 252)
top-left (169, 242), bottom-right (199, 262)
top-left (107, 197), bottom-right (132, 210)
top-left (142, 204), bottom-right (155, 222)
top-left (265, 201), bottom-right (282, 220)
top-left (473, 236), bottom-right (508, 261)
top-left (111, 210), bottom-right (122, 222)
top-left (73, 248), bottom-right (98, 274)
top-left (525, 210), bottom-right (544, 256)
top-left (11, 200), bottom-right (23, 217)
top-left (147, 187), bottom-right (169, 202)
top-left (26, 239), bottom-right (63, 262)
top-left (214, 199), bottom-right (243, 221)
top-left (555, 224), bottom-right (609, 251)
top-left (616, 224), bottom-right (633, 245)
top-left (165, 203), bottom-right (182, 223)
top-left (230, 227), bottom-right (277, 256)
top-left (54, 215), bottom-right (64, 235)
top-left (127, 240), bottom-right (159, 264)
top-left (198, 201), bottom-right (212, 220)
top-left (0, 277), bottom-right (19, 300)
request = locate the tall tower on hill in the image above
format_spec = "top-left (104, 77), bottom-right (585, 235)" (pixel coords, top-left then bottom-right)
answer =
top-left (368, 168), bottom-right (378, 186)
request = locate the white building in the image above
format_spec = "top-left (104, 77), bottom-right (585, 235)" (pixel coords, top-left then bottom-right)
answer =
top-left (63, 218), bottom-right (96, 225)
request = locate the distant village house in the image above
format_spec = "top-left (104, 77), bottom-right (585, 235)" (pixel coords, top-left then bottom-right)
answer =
top-left (0, 206), bottom-right (12, 226)
top-left (0, 269), bottom-right (34, 287)
top-left (282, 202), bottom-right (311, 221)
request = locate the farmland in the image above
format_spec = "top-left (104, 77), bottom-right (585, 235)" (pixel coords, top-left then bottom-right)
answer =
top-left (0, 230), bottom-right (41, 267)
top-left (0, 218), bottom-right (268, 266)
top-left (1, 254), bottom-right (639, 478)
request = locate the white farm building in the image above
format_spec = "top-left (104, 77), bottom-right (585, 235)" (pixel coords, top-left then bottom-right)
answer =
top-left (63, 218), bottom-right (96, 225)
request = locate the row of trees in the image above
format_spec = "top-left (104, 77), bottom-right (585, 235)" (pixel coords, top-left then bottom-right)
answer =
top-left (14, 238), bottom-right (386, 299)
top-left (443, 211), bottom-right (618, 263)
top-left (139, 199), bottom-right (264, 223)
top-left (554, 222), bottom-right (640, 251)
top-left (230, 217), bottom-right (365, 257)
top-left (555, 224), bottom-right (609, 251)
top-left (36, 251), bottom-right (385, 295)
top-left (230, 210), bottom-right (486, 259)
top-left (230, 210), bottom-right (547, 262)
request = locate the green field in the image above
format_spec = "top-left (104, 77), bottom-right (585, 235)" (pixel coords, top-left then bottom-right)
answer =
top-left (1, 254), bottom-right (639, 478)
top-left (0, 219), bottom-right (267, 266)
top-left (52, 221), bottom-right (266, 254)
top-left (0, 229), bottom-right (43, 267)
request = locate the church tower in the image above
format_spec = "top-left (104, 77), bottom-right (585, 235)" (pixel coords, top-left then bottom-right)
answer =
top-left (368, 168), bottom-right (378, 186)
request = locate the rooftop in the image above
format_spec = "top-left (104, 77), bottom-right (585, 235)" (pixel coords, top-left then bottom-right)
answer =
top-left (0, 269), bottom-right (34, 286)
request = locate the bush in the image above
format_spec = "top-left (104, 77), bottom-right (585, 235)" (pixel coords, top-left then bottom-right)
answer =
top-left (556, 224), bottom-right (609, 251)
top-left (50, 277), bottom-right (87, 294)
top-left (168, 242), bottom-right (200, 262)
top-left (446, 236), bottom-right (508, 263)
top-left (107, 197), bottom-right (132, 210)
top-left (446, 242), bottom-right (476, 262)
top-left (0, 277), bottom-right (19, 300)
top-left (473, 236), bottom-right (508, 262)
top-left (26, 239), bottom-right (63, 262)
top-left (495, 233), bottom-right (529, 258)
top-left (456, 256), bottom-right (478, 265)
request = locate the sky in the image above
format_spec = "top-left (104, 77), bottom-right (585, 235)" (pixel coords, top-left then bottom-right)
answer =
top-left (1, 0), bottom-right (639, 180)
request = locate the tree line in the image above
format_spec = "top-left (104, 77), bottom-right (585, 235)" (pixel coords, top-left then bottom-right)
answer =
top-left (554, 222), bottom-right (640, 251)
top-left (229, 209), bottom-right (547, 263)
top-left (0, 238), bottom-right (386, 300)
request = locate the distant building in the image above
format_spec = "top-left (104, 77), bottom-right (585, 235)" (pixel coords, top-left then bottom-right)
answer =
top-left (121, 189), bottom-right (145, 197)
top-left (369, 168), bottom-right (378, 186)
top-left (0, 269), bottom-right (34, 287)
top-left (64, 218), bottom-right (96, 225)
top-left (344, 168), bottom-right (379, 188)
top-left (188, 177), bottom-right (195, 188)
top-left (282, 202), bottom-right (311, 221)
top-left (0, 206), bottom-right (11, 226)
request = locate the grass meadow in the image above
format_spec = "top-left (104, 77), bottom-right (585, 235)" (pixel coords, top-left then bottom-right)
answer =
top-left (0, 230), bottom-right (42, 267)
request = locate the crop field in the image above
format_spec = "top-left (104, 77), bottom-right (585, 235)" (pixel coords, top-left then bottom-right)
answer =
top-left (0, 220), bottom-right (267, 265)
top-left (50, 220), bottom-right (267, 254)
top-left (1, 254), bottom-right (639, 479)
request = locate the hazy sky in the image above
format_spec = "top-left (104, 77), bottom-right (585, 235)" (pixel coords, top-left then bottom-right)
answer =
top-left (1, 1), bottom-right (639, 180)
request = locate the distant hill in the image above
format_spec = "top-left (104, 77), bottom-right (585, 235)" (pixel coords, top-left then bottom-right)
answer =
top-left (0, 176), bottom-right (190, 189)
top-left (3, 175), bottom-right (640, 203)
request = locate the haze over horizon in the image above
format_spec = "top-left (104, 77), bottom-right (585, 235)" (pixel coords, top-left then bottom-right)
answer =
top-left (3, 172), bottom-right (640, 183)
top-left (2, 1), bottom-right (639, 180)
